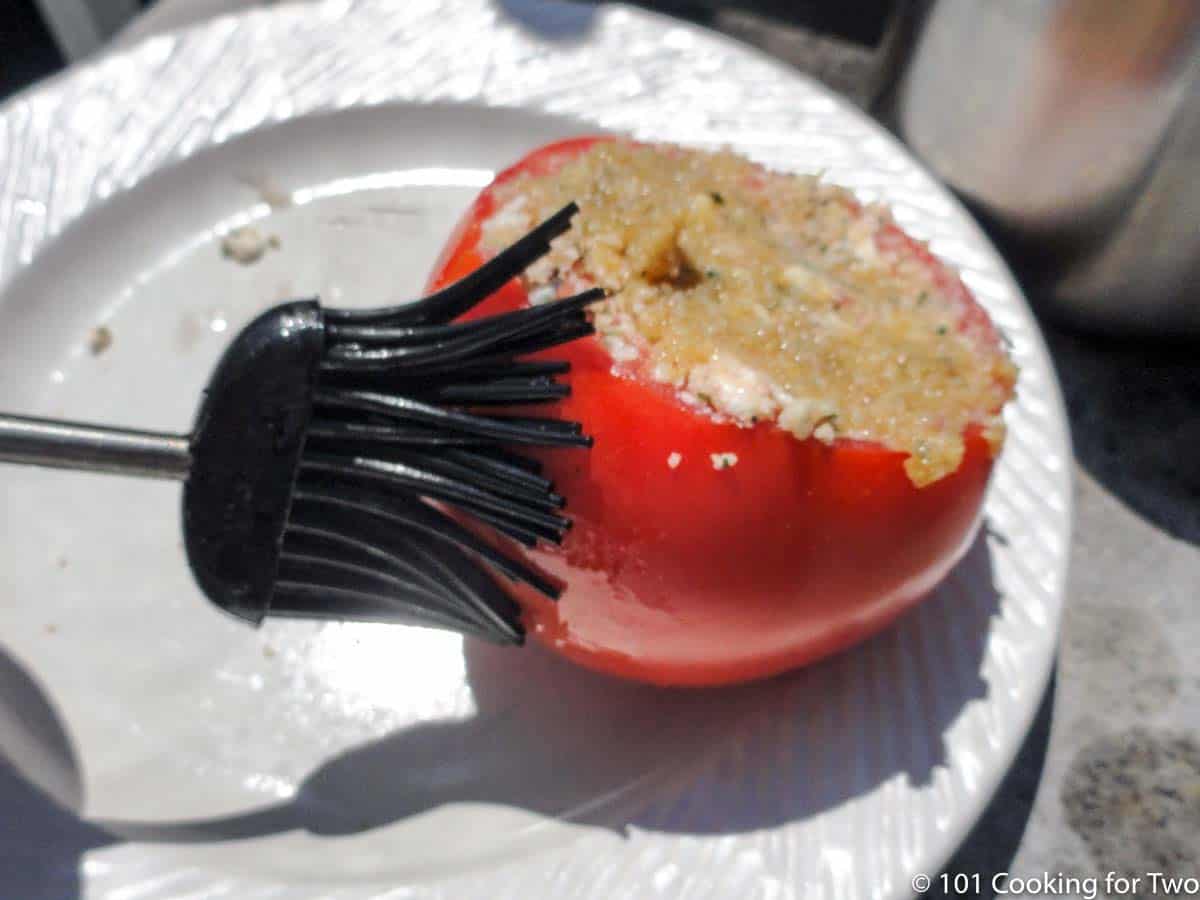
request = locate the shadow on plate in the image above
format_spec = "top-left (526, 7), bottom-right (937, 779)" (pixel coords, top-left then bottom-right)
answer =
top-left (929, 664), bottom-right (1057, 900)
top-left (495, 0), bottom-right (599, 41)
top-left (0, 643), bottom-right (112, 900)
top-left (96, 534), bottom-right (1001, 845)
top-left (0, 642), bottom-right (84, 811)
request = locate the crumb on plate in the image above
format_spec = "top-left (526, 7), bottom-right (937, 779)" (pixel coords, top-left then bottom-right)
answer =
top-left (88, 326), bottom-right (112, 356)
top-left (237, 174), bottom-right (294, 210)
top-left (221, 226), bottom-right (278, 265)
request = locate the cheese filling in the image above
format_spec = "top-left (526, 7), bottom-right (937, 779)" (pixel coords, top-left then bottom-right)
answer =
top-left (481, 141), bottom-right (1016, 486)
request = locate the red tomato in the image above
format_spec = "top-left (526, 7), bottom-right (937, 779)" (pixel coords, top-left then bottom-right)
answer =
top-left (428, 138), bottom-right (1000, 687)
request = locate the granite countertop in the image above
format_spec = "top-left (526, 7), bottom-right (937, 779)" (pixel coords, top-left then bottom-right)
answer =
top-left (2, 3), bottom-right (1197, 898)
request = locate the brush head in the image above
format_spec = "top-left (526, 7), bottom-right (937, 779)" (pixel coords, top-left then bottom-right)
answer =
top-left (181, 204), bottom-right (596, 644)
top-left (183, 300), bottom-right (324, 625)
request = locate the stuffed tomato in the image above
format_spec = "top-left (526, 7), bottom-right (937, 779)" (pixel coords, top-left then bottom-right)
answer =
top-left (428, 137), bottom-right (1016, 686)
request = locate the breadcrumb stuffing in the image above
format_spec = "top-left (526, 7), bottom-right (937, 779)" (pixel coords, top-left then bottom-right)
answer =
top-left (482, 141), bottom-right (1017, 486)
top-left (711, 452), bottom-right (739, 470)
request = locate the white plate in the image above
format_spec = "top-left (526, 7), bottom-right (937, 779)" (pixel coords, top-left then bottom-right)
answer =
top-left (0, 2), bottom-right (1073, 897)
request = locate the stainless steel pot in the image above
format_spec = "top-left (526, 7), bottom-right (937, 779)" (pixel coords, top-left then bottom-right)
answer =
top-left (888, 0), bottom-right (1200, 336)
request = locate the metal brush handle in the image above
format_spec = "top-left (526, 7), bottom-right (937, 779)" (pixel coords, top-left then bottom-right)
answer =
top-left (0, 413), bottom-right (191, 480)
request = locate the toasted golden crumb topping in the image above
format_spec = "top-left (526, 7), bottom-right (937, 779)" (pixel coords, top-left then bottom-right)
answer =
top-left (482, 141), bottom-right (1016, 485)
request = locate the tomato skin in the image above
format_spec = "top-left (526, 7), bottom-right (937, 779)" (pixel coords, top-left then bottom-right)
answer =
top-left (429, 138), bottom-right (998, 686)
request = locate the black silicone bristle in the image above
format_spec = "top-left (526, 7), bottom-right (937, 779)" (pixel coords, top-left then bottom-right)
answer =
top-left (273, 203), bottom-right (592, 645)
top-left (322, 202), bottom-right (579, 327)
top-left (319, 288), bottom-right (605, 372)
